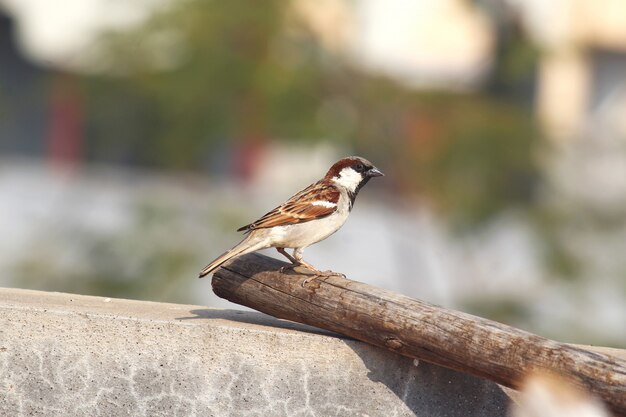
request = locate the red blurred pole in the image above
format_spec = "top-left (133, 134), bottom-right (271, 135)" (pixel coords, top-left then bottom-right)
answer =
top-left (232, 139), bottom-right (265, 183)
top-left (46, 74), bottom-right (83, 170)
top-left (232, 90), bottom-right (267, 183)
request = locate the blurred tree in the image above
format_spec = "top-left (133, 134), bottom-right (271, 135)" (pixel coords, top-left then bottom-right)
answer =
top-left (86, 0), bottom-right (352, 169)
top-left (84, 0), bottom-right (540, 225)
top-left (351, 0), bottom-right (541, 225)
top-left (351, 86), bottom-right (539, 226)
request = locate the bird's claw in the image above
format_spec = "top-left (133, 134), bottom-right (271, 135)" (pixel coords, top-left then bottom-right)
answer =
top-left (280, 262), bottom-right (345, 284)
top-left (300, 270), bottom-right (345, 287)
top-left (318, 270), bottom-right (345, 278)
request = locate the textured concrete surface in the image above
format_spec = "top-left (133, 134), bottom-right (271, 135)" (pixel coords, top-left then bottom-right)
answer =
top-left (0, 288), bottom-right (511, 417)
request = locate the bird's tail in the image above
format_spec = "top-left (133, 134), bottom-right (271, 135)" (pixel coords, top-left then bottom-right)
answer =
top-left (198, 237), bottom-right (266, 278)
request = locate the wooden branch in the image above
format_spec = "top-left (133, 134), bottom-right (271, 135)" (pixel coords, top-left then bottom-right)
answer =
top-left (212, 253), bottom-right (626, 416)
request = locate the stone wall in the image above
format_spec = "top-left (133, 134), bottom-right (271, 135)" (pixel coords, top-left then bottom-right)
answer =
top-left (0, 288), bottom-right (510, 417)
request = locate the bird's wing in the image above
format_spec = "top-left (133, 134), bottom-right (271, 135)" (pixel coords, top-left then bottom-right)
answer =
top-left (237, 182), bottom-right (340, 232)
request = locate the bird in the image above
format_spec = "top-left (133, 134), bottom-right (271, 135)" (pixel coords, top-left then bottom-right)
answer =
top-left (199, 156), bottom-right (384, 278)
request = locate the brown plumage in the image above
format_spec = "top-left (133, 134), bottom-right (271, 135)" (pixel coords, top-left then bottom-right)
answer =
top-left (237, 182), bottom-right (340, 232)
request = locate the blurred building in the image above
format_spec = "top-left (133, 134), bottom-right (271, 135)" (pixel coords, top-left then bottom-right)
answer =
top-left (0, 10), bottom-right (84, 167)
top-left (299, 0), bottom-right (626, 143)
top-left (0, 12), bottom-right (47, 156)
top-left (294, 0), bottom-right (495, 89)
top-left (513, 0), bottom-right (626, 141)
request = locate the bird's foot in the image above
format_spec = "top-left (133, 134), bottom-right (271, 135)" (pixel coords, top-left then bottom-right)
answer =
top-left (315, 270), bottom-right (345, 278)
top-left (301, 269), bottom-right (345, 286)
top-left (280, 259), bottom-right (345, 283)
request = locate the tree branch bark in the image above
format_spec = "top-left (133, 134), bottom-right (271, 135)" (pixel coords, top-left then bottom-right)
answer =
top-left (212, 253), bottom-right (626, 416)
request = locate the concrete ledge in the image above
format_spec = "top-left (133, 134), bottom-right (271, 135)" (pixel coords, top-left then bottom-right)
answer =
top-left (0, 288), bottom-right (510, 417)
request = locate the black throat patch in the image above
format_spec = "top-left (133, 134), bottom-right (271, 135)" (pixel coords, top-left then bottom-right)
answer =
top-left (348, 176), bottom-right (371, 210)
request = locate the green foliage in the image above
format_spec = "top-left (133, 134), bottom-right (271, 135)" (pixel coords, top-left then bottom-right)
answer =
top-left (425, 95), bottom-right (539, 226)
top-left (352, 91), bottom-right (540, 226)
top-left (84, 0), bottom-right (540, 226)
top-left (86, 0), bottom-right (352, 168)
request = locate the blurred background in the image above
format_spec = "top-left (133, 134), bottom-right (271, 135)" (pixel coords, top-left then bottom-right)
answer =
top-left (0, 0), bottom-right (625, 347)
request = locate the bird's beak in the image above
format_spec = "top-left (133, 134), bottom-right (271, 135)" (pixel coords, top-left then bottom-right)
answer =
top-left (367, 167), bottom-right (384, 177)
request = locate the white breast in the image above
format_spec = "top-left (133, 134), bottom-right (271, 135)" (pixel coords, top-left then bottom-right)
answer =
top-left (266, 194), bottom-right (351, 249)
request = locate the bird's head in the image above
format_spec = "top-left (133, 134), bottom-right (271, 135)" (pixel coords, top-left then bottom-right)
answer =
top-left (325, 156), bottom-right (384, 193)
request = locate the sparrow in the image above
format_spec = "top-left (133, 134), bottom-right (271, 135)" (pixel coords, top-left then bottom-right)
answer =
top-left (199, 156), bottom-right (384, 277)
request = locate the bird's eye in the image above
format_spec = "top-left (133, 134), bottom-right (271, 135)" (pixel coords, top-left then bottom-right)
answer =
top-left (355, 164), bottom-right (364, 172)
